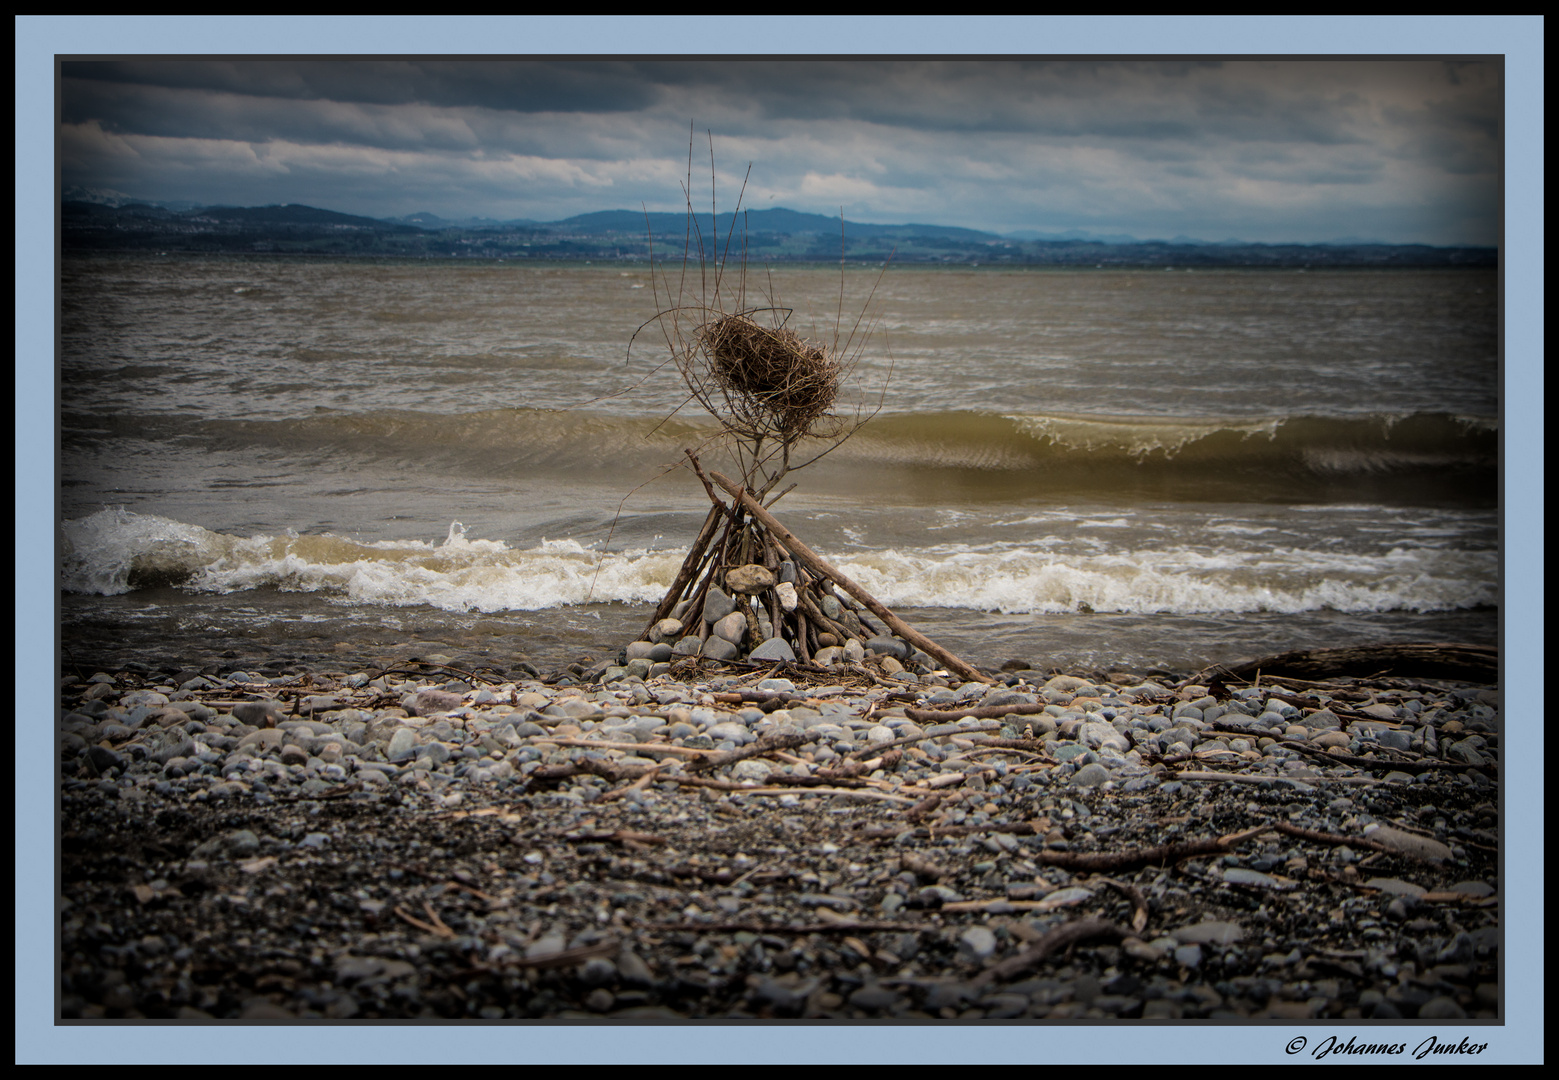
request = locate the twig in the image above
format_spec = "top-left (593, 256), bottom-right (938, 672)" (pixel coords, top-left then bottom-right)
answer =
top-left (1271, 820), bottom-right (1438, 861)
top-left (1094, 876), bottom-right (1151, 934)
top-left (646, 921), bottom-right (925, 935)
top-left (722, 786), bottom-right (919, 805)
top-left (643, 500), bottom-right (726, 632)
top-left (684, 732), bottom-right (815, 773)
top-left (972, 917), bottom-right (1126, 987)
top-left (1033, 835), bottom-right (1260, 874)
top-left (1171, 770), bottom-right (1390, 786)
top-left (1280, 739), bottom-right (1491, 775)
top-left (394, 903), bottom-right (455, 939)
top-left (593, 763), bottom-right (667, 804)
top-left (544, 738), bottom-right (717, 759)
top-left (903, 792), bottom-right (945, 822)
top-left (903, 703), bottom-right (1048, 724)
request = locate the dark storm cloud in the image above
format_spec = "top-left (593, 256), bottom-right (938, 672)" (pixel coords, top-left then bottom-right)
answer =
top-left (63, 59), bottom-right (662, 114)
top-left (58, 57), bottom-right (1501, 244)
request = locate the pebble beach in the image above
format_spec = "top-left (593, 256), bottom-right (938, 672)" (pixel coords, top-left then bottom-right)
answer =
top-left (58, 643), bottom-right (1502, 1023)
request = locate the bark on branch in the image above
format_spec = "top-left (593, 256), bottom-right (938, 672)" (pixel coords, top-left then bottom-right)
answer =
top-left (707, 470), bottom-right (992, 684)
top-left (1198, 642), bottom-right (1497, 684)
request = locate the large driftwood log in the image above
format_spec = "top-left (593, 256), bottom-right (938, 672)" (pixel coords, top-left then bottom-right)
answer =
top-left (708, 470), bottom-right (992, 684)
top-left (1198, 642), bottom-right (1497, 684)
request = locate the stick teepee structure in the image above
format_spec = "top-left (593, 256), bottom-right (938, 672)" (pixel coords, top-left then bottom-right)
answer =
top-left (621, 130), bottom-right (990, 685)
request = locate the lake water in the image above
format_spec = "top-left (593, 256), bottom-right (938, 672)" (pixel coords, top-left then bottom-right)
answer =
top-left (59, 252), bottom-right (1499, 676)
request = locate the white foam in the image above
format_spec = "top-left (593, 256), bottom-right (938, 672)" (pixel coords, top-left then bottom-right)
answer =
top-left (828, 544), bottom-right (1495, 616)
top-left (60, 509), bottom-right (1495, 617)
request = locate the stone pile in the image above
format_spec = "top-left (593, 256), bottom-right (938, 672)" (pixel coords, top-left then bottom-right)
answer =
top-left (623, 560), bottom-right (930, 675)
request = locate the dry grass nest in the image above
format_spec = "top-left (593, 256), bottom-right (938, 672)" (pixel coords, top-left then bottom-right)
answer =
top-left (698, 313), bottom-right (840, 436)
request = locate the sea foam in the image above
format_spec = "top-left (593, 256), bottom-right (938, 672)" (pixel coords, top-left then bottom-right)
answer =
top-left (60, 509), bottom-right (1495, 617)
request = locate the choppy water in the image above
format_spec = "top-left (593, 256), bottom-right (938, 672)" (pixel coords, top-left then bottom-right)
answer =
top-left (59, 253), bottom-right (1499, 673)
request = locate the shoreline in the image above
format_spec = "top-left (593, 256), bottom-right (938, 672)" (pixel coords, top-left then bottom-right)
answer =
top-left (59, 652), bottom-right (1500, 1021)
top-left (59, 587), bottom-right (1502, 692)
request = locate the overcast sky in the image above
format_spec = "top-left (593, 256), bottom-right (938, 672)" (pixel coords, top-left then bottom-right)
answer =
top-left (60, 58), bottom-right (1501, 246)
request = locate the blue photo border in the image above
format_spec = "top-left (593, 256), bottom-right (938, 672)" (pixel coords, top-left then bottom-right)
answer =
top-left (17, 17), bottom-right (1543, 1064)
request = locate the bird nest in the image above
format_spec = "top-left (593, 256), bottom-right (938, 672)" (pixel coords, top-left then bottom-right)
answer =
top-left (696, 312), bottom-right (840, 438)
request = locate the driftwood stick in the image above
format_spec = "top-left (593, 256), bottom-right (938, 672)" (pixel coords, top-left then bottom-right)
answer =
top-left (1195, 641), bottom-right (1498, 684)
top-left (592, 764), bottom-right (667, 804)
top-left (972, 917), bottom-right (1126, 987)
top-left (1095, 876), bottom-right (1151, 935)
top-left (1172, 770), bottom-right (1388, 786)
top-left (903, 792), bottom-right (945, 821)
top-left (708, 470), bottom-right (991, 684)
top-left (684, 448), bottom-right (722, 503)
top-left (645, 501), bottom-right (726, 633)
top-left (1034, 835), bottom-right (1257, 873)
top-left (1271, 820), bottom-right (1440, 861)
top-left (796, 589), bottom-right (853, 645)
top-left (684, 732), bottom-right (815, 773)
top-left (904, 703), bottom-right (1049, 724)
top-left (1279, 739), bottom-right (1490, 775)
top-left (684, 505), bottom-right (746, 642)
top-left (793, 609), bottom-right (812, 664)
top-left (843, 720), bottom-right (1002, 758)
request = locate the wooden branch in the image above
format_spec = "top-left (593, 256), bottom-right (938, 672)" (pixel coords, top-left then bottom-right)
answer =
top-left (793, 609), bottom-right (812, 664)
top-left (708, 470), bottom-right (991, 684)
top-left (1171, 770), bottom-right (1388, 786)
top-left (685, 731), bottom-right (814, 773)
top-left (972, 917), bottom-right (1126, 987)
top-left (1279, 739), bottom-right (1492, 775)
top-left (544, 738), bottom-right (716, 759)
top-left (795, 588), bottom-right (853, 645)
top-left (1197, 642), bottom-right (1497, 684)
top-left (1034, 834), bottom-right (1257, 873)
top-left (1270, 820), bottom-right (1442, 861)
top-left (684, 447), bottom-right (722, 503)
top-left (903, 792), bottom-right (945, 821)
top-left (842, 720), bottom-right (1002, 758)
top-left (394, 903), bottom-right (456, 939)
top-left (1095, 876), bottom-right (1151, 935)
top-left (645, 501), bottom-right (726, 633)
top-left (904, 703), bottom-right (1048, 724)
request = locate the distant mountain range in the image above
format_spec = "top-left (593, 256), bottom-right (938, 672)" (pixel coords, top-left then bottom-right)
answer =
top-left (61, 194), bottom-right (1498, 268)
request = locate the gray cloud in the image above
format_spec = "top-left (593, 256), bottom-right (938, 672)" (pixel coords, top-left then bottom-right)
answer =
top-left (58, 58), bottom-right (1500, 244)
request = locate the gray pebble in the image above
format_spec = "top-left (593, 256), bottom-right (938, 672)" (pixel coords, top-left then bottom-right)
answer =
top-left (957, 926), bottom-right (997, 961)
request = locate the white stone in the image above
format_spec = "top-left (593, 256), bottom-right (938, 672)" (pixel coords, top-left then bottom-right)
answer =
top-left (732, 759), bottom-right (773, 782)
top-left (726, 564), bottom-right (777, 594)
top-left (713, 611), bottom-right (748, 645)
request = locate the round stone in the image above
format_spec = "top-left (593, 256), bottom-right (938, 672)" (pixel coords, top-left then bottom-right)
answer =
top-left (725, 564), bottom-right (776, 594)
top-left (750, 637), bottom-right (796, 662)
top-left (701, 636), bottom-right (739, 661)
top-left (1071, 762), bottom-right (1111, 786)
top-left (713, 611), bottom-right (748, 645)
